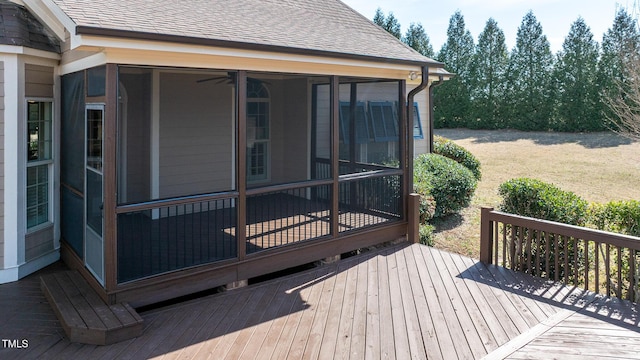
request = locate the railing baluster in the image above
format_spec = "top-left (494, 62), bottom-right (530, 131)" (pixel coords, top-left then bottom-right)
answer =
top-left (584, 239), bottom-right (589, 291)
top-left (573, 237), bottom-right (578, 286)
top-left (526, 228), bottom-right (532, 274)
top-left (493, 221), bottom-right (499, 265)
top-left (594, 241), bottom-right (600, 295)
top-left (617, 246), bottom-right (623, 299)
top-left (629, 249), bottom-right (636, 301)
top-left (564, 236), bottom-right (569, 285)
top-left (544, 231), bottom-right (550, 279)
top-left (502, 222), bottom-right (507, 268)
top-left (606, 243), bottom-right (611, 296)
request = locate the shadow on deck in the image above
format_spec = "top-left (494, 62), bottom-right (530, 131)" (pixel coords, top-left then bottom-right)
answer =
top-left (1, 243), bottom-right (638, 359)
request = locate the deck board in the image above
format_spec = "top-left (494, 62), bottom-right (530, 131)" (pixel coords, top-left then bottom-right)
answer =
top-left (3, 243), bottom-right (640, 359)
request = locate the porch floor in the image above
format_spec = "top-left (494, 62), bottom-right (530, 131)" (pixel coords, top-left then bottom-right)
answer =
top-left (2, 243), bottom-right (639, 359)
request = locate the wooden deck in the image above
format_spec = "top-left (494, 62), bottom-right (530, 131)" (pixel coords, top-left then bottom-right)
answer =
top-left (1, 243), bottom-right (639, 359)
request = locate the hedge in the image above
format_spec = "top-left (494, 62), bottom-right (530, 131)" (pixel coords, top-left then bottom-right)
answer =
top-left (414, 153), bottom-right (477, 218)
top-left (433, 135), bottom-right (482, 180)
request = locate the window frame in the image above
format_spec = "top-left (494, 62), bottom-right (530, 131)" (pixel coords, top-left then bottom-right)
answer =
top-left (338, 101), bottom-right (370, 144)
top-left (25, 98), bottom-right (54, 231)
top-left (246, 81), bottom-right (271, 184)
top-left (412, 102), bottom-right (424, 139)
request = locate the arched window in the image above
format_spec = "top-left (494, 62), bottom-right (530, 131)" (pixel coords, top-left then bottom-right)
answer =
top-left (246, 80), bottom-right (270, 182)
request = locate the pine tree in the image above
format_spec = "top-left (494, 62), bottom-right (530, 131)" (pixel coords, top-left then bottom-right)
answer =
top-left (403, 23), bottom-right (434, 57)
top-left (384, 12), bottom-right (402, 39)
top-left (372, 8), bottom-right (402, 40)
top-left (434, 11), bottom-right (474, 128)
top-left (599, 9), bottom-right (640, 124)
top-left (468, 18), bottom-right (508, 129)
top-left (505, 11), bottom-right (554, 130)
top-left (551, 18), bottom-right (600, 131)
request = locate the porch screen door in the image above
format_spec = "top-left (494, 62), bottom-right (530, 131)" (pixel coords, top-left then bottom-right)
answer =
top-left (85, 105), bottom-right (104, 285)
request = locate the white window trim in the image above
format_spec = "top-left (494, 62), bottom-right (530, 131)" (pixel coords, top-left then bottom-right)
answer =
top-left (25, 98), bottom-right (55, 233)
top-left (246, 88), bottom-right (271, 184)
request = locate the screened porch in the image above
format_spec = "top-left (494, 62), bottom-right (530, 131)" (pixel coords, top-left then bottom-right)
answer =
top-left (60, 65), bottom-right (412, 304)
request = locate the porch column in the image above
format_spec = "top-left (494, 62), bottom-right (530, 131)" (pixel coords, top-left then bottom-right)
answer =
top-left (104, 64), bottom-right (118, 292)
top-left (399, 80), bottom-right (409, 220)
top-left (330, 76), bottom-right (339, 237)
top-left (237, 71), bottom-right (247, 260)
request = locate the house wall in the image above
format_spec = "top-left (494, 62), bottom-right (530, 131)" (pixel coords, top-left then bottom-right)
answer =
top-left (24, 64), bottom-right (55, 262)
top-left (0, 61), bottom-right (4, 269)
top-left (413, 90), bottom-right (430, 156)
top-left (270, 78), bottom-right (309, 184)
top-left (159, 73), bottom-right (234, 198)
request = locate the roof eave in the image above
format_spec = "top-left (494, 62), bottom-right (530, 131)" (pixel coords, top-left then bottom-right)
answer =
top-left (75, 25), bottom-right (444, 69)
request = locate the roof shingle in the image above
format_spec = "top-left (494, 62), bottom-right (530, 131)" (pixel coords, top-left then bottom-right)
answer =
top-left (0, 0), bottom-right (60, 53)
top-left (51, 0), bottom-right (438, 65)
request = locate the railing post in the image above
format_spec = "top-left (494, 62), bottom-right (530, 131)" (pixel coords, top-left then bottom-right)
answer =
top-left (480, 207), bottom-right (494, 264)
top-left (408, 193), bottom-right (420, 243)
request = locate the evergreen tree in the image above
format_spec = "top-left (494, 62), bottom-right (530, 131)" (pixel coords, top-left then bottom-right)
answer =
top-left (505, 11), bottom-right (554, 130)
top-left (373, 8), bottom-right (385, 27)
top-left (372, 8), bottom-right (402, 40)
top-left (384, 12), bottom-right (402, 39)
top-left (599, 9), bottom-right (640, 124)
top-left (404, 23), bottom-right (434, 57)
top-left (551, 18), bottom-right (601, 131)
top-left (469, 18), bottom-right (509, 129)
top-left (434, 11), bottom-right (475, 128)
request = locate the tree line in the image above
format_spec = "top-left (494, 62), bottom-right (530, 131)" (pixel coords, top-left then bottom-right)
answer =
top-left (374, 8), bottom-right (640, 132)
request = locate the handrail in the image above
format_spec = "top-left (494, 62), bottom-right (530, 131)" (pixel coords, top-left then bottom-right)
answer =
top-left (480, 207), bottom-right (640, 301)
top-left (314, 157), bottom-right (400, 172)
top-left (246, 179), bottom-right (333, 196)
top-left (116, 191), bottom-right (238, 214)
top-left (338, 169), bottom-right (403, 183)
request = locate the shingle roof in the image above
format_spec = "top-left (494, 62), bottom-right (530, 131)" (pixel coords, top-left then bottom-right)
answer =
top-left (0, 0), bottom-right (60, 53)
top-left (51, 0), bottom-right (439, 66)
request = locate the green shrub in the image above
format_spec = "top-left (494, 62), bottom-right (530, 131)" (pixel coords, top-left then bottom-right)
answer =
top-left (414, 153), bottom-right (477, 218)
top-left (498, 178), bottom-right (589, 280)
top-left (498, 178), bottom-right (588, 225)
top-left (413, 181), bottom-right (436, 223)
top-left (588, 200), bottom-right (640, 237)
top-left (419, 224), bottom-right (435, 246)
top-left (433, 135), bottom-right (482, 180)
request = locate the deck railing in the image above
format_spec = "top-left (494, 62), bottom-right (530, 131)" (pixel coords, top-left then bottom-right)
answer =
top-left (480, 207), bottom-right (640, 301)
top-left (116, 193), bottom-right (238, 283)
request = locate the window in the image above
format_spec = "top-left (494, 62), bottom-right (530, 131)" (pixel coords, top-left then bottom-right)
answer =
top-left (413, 103), bottom-right (424, 139)
top-left (339, 102), bottom-right (370, 144)
top-left (247, 81), bottom-right (270, 182)
top-left (26, 100), bottom-right (53, 229)
top-left (368, 101), bottom-right (398, 142)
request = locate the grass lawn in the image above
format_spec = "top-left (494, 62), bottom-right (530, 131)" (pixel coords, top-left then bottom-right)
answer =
top-left (430, 129), bottom-right (640, 259)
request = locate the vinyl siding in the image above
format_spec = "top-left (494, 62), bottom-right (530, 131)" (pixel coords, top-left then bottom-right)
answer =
top-left (25, 225), bottom-right (54, 261)
top-left (270, 78), bottom-right (309, 184)
top-left (159, 73), bottom-right (234, 198)
top-left (25, 64), bottom-right (54, 98)
top-left (413, 91), bottom-right (430, 156)
top-left (0, 61), bottom-right (4, 269)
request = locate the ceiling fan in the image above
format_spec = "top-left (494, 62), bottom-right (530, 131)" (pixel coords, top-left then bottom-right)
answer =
top-left (197, 72), bottom-right (270, 86)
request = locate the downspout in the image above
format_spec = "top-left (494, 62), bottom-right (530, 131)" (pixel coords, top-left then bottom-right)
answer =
top-left (406, 65), bottom-right (430, 196)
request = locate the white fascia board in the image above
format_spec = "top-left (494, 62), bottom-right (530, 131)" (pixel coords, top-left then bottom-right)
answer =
top-left (0, 45), bottom-right (60, 60)
top-left (60, 52), bottom-right (107, 75)
top-left (74, 35), bottom-right (421, 76)
top-left (22, 0), bottom-right (74, 41)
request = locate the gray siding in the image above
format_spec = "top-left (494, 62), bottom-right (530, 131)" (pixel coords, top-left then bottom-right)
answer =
top-left (414, 91), bottom-right (430, 156)
top-left (270, 78), bottom-right (309, 184)
top-left (25, 64), bottom-right (54, 98)
top-left (0, 61), bottom-right (4, 269)
top-left (159, 73), bottom-right (234, 198)
top-left (25, 225), bottom-right (54, 261)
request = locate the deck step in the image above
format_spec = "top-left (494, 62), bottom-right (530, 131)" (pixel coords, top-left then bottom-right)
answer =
top-left (40, 270), bottom-right (144, 345)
